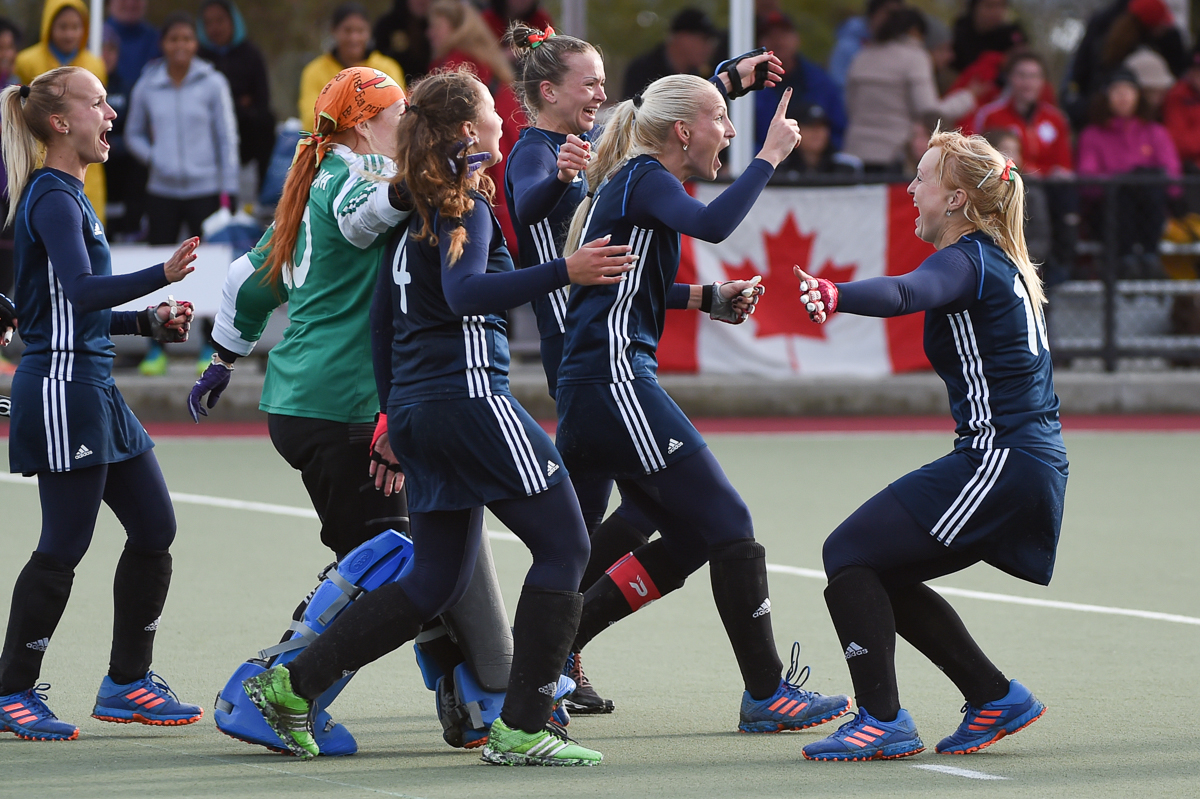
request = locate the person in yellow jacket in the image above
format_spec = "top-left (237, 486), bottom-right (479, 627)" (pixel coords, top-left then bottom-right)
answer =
top-left (298, 3), bottom-right (404, 120)
top-left (15, 0), bottom-right (108, 225)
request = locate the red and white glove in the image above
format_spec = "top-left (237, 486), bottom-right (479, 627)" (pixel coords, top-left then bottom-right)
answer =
top-left (793, 266), bottom-right (837, 324)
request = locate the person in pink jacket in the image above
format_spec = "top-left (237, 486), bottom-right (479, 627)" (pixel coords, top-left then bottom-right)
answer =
top-left (1077, 67), bottom-right (1180, 277)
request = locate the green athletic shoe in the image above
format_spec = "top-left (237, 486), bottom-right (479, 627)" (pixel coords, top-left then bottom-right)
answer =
top-left (241, 666), bottom-right (318, 759)
top-left (481, 718), bottom-right (603, 766)
top-left (138, 344), bottom-right (167, 376)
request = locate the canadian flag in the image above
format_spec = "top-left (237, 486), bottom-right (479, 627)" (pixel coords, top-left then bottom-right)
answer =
top-left (659, 184), bottom-right (934, 376)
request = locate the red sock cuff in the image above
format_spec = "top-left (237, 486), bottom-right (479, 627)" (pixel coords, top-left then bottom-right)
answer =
top-left (606, 552), bottom-right (662, 612)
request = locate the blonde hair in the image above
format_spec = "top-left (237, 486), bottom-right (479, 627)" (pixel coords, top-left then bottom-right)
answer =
top-left (565, 74), bottom-right (715, 254)
top-left (927, 126), bottom-right (1046, 310)
top-left (0, 67), bottom-right (84, 229)
top-left (430, 0), bottom-right (514, 85)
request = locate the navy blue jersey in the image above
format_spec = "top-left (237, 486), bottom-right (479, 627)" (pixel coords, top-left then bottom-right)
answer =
top-left (503, 127), bottom-right (588, 340)
top-left (926, 234), bottom-right (1062, 453)
top-left (375, 193), bottom-right (570, 405)
top-left (557, 155), bottom-right (773, 386)
top-left (13, 170), bottom-right (117, 387)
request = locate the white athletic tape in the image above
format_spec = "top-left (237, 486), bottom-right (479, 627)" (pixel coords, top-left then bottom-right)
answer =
top-left (911, 764), bottom-right (1008, 781)
top-left (2, 473), bottom-right (1196, 627)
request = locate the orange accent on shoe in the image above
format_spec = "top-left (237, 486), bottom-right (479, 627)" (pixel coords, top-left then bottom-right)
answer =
top-left (143, 697), bottom-right (167, 709)
top-left (787, 702), bottom-right (809, 717)
top-left (125, 689), bottom-right (148, 701)
top-left (2, 702), bottom-right (24, 712)
top-left (767, 697), bottom-right (789, 712)
top-left (779, 699), bottom-right (799, 715)
top-left (12, 711), bottom-right (36, 724)
top-left (980, 709), bottom-right (1003, 717)
top-left (846, 737), bottom-right (869, 747)
top-left (862, 725), bottom-right (886, 735)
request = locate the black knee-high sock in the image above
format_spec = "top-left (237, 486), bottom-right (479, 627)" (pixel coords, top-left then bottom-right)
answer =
top-left (824, 566), bottom-right (899, 721)
top-left (0, 553), bottom-right (74, 695)
top-left (287, 582), bottom-right (423, 701)
top-left (501, 586), bottom-right (581, 733)
top-left (708, 539), bottom-right (783, 700)
top-left (109, 547), bottom-right (172, 685)
top-left (889, 582), bottom-right (1008, 706)
top-left (578, 514), bottom-right (652, 593)
top-left (573, 538), bottom-right (687, 651)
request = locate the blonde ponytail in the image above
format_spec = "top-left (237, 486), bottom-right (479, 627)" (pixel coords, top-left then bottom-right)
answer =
top-left (1, 67), bottom-right (82, 229)
top-left (927, 127), bottom-right (1046, 310)
top-left (564, 73), bottom-right (715, 255)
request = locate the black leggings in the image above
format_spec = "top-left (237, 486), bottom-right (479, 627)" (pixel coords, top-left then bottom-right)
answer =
top-left (401, 479), bottom-right (591, 621)
top-left (35, 450), bottom-right (176, 569)
top-left (576, 447), bottom-right (754, 576)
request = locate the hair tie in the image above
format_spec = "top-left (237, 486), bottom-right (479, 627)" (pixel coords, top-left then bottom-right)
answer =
top-left (632, 93), bottom-right (644, 109)
top-left (1000, 158), bottom-right (1017, 182)
top-left (297, 129), bottom-right (333, 165)
top-left (19, 85), bottom-right (30, 99)
top-left (406, 103), bottom-right (421, 115)
top-left (527, 25), bottom-right (556, 48)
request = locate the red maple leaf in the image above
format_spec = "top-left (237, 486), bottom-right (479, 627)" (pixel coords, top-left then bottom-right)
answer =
top-left (720, 212), bottom-right (857, 340)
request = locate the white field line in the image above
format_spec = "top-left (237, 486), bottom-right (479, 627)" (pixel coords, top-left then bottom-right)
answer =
top-left (3, 473), bottom-right (1198, 627)
top-left (911, 764), bottom-right (1009, 781)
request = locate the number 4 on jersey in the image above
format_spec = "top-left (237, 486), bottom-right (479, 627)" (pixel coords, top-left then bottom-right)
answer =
top-left (1013, 274), bottom-right (1049, 355)
top-left (392, 243), bottom-right (412, 314)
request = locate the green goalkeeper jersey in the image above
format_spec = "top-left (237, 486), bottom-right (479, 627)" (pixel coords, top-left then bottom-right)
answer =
top-left (211, 145), bottom-right (408, 423)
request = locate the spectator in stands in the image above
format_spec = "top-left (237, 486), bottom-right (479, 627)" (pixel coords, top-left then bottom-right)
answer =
top-left (15, 0), bottom-right (108, 224)
top-left (1078, 68), bottom-right (1180, 278)
top-left (106, 0), bottom-right (159, 88)
top-left (971, 51), bottom-right (1078, 277)
top-left (971, 53), bottom-right (1071, 178)
top-left (127, 13), bottom-right (238, 375)
top-left (0, 16), bottom-right (17, 373)
top-left (127, 13), bottom-right (239, 247)
top-left (842, 8), bottom-right (978, 173)
top-left (374, 0), bottom-right (432, 82)
top-left (951, 0), bottom-right (1025, 74)
top-left (299, 3), bottom-right (405, 120)
top-left (1163, 48), bottom-right (1200, 172)
top-left (778, 104), bottom-right (863, 180)
top-left (754, 12), bottom-right (846, 151)
top-left (1124, 46), bottom-right (1174, 120)
top-left (924, 12), bottom-right (955, 95)
top-left (1062, 0), bottom-right (1186, 130)
top-left (198, 0), bottom-right (274, 191)
top-left (828, 0), bottom-right (902, 90)
top-left (427, 0), bottom-right (523, 254)
top-left (101, 23), bottom-right (146, 238)
top-left (623, 8), bottom-right (719, 99)
top-left (982, 128), bottom-right (1055, 279)
top-left (482, 0), bottom-right (552, 44)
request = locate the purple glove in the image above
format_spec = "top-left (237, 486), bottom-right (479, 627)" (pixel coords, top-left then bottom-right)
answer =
top-left (188, 357), bottom-right (234, 422)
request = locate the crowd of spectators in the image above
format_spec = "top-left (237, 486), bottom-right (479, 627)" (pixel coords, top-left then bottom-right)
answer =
top-left (1, 0), bottom-right (1199, 323)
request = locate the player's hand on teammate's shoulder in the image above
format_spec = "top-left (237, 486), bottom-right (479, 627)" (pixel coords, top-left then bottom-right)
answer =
top-left (565, 234), bottom-right (637, 286)
top-left (557, 134), bottom-right (591, 183)
top-left (757, 88), bottom-right (801, 169)
top-left (164, 237), bottom-right (200, 283)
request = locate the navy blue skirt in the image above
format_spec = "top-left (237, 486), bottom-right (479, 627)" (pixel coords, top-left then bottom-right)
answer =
top-left (889, 446), bottom-right (1068, 585)
top-left (555, 377), bottom-right (707, 480)
top-left (8, 372), bottom-right (153, 475)
top-left (388, 393), bottom-right (567, 513)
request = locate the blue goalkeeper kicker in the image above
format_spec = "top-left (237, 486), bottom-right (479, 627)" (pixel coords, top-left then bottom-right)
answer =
top-left (214, 529), bottom-right (416, 755)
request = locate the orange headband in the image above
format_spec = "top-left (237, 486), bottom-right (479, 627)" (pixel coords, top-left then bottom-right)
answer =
top-left (302, 67), bottom-right (406, 165)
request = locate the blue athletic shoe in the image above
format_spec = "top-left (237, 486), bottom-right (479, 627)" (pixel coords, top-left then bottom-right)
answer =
top-left (216, 662), bottom-right (357, 756)
top-left (802, 708), bottom-right (925, 761)
top-left (935, 679), bottom-right (1046, 755)
top-left (0, 684), bottom-right (78, 741)
top-left (738, 643), bottom-right (851, 733)
top-left (92, 672), bottom-right (203, 726)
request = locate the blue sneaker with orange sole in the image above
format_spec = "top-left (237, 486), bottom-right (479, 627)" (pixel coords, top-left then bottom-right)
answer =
top-left (935, 679), bottom-right (1045, 755)
top-left (0, 684), bottom-right (78, 741)
top-left (92, 672), bottom-right (203, 726)
top-left (802, 707), bottom-right (925, 761)
top-left (738, 643), bottom-right (852, 733)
